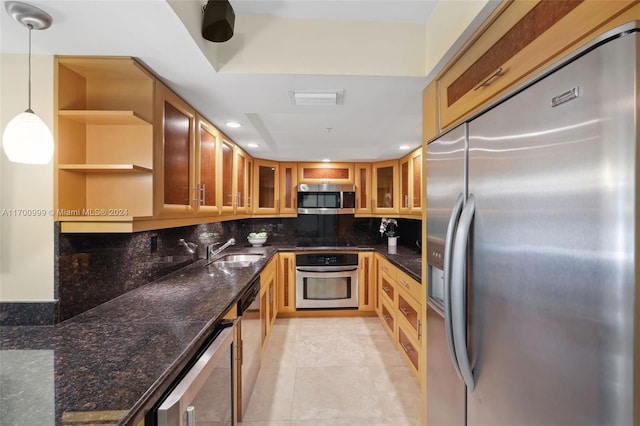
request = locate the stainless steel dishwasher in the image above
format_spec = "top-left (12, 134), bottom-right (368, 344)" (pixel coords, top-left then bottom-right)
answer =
top-left (237, 277), bottom-right (261, 421)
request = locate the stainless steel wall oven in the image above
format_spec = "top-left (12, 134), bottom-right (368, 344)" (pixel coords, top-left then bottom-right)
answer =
top-left (295, 253), bottom-right (358, 309)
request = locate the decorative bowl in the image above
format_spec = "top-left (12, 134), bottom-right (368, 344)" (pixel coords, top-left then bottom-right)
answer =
top-left (248, 236), bottom-right (267, 247)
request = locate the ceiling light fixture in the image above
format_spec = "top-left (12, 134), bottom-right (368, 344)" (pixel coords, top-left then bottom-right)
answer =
top-left (322, 158), bottom-right (331, 163)
top-left (2, 1), bottom-right (54, 165)
top-left (202, 0), bottom-right (235, 43)
top-left (290, 90), bottom-right (345, 106)
top-left (225, 121), bottom-right (241, 128)
top-left (399, 144), bottom-right (411, 150)
top-left (247, 143), bottom-right (258, 148)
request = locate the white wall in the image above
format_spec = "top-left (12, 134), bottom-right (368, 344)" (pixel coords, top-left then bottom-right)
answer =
top-left (0, 54), bottom-right (55, 301)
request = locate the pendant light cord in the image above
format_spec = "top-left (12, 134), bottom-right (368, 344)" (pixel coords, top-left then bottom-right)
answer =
top-left (26, 24), bottom-right (33, 113)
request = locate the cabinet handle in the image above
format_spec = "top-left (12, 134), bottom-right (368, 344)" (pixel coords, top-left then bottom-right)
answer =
top-left (247, 195), bottom-right (252, 208)
top-left (400, 342), bottom-right (414, 353)
top-left (186, 406), bottom-right (195, 426)
top-left (404, 194), bottom-right (409, 208)
top-left (399, 279), bottom-right (409, 288)
top-left (473, 67), bottom-right (504, 91)
top-left (383, 285), bottom-right (391, 294)
top-left (201, 184), bottom-right (206, 206)
top-left (193, 184), bottom-right (200, 204)
top-left (382, 314), bottom-right (391, 322)
top-left (399, 307), bottom-right (410, 317)
top-left (418, 320), bottom-right (422, 340)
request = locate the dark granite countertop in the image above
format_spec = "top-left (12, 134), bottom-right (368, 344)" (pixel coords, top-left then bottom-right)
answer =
top-left (0, 244), bottom-right (420, 426)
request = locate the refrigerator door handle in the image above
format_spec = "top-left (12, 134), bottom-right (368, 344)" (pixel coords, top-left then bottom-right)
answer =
top-left (444, 192), bottom-right (465, 381)
top-left (451, 193), bottom-right (476, 391)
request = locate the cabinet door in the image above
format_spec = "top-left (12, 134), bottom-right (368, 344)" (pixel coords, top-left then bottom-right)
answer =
top-left (277, 252), bottom-right (296, 313)
top-left (221, 139), bottom-right (236, 214)
top-left (253, 159), bottom-right (279, 215)
top-left (195, 115), bottom-right (220, 216)
top-left (354, 163), bottom-right (372, 215)
top-left (410, 149), bottom-right (422, 214)
top-left (399, 157), bottom-right (410, 214)
top-left (154, 83), bottom-right (195, 218)
top-left (279, 163), bottom-right (298, 216)
top-left (297, 162), bottom-right (355, 184)
top-left (235, 148), bottom-right (251, 214)
top-left (358, 252), bottom-right (375, 312)
top-left (372, 160), bottom-right (399, 214)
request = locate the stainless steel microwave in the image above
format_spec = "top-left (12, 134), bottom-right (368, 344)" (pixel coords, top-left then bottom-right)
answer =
top-left (297, 184), bottom-right (356, 214)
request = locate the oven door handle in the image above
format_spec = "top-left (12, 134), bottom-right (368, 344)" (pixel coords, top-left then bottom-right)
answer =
top-left (296, 266), bottom-right (358, 273)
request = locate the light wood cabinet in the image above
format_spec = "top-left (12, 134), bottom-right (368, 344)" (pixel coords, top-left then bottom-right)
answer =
top-left (375, 253), bottom-right (422, 382)
top-left (277, 252), bottom-right (296, 313)
top-left (371, 160), bottom-right (399, 215)
top-left (437, 0), bottom-right (637, 131)
top-left (354, 163), bottom-right (372, 215)
top-left (253, 159), bottom-right (279, 215)
top-left (221, 139), bottom-right (252, 216)
top-left (358, 252), bottom-right (375, 312)
top-left (260, 257), bottom-right (277, 352)
top-left (55, 57), bottom-right (155, 232)
top-left (279, 163), bottom-right (298, 216)
top-left (399, 148), bottom-right (422, 217)
top-left (154, 82), bottom-right (195, 218)
top-left (194, 115), bottom-right (221, 216)
top-left (297, 162), bottom-right (355, 184)
top-left (422, 80), bottom-right (439, 141)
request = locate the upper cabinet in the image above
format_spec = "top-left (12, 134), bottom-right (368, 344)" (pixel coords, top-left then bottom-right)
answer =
top-left (55, 57), bottom-right (155, 233)
top-left (297, 162), bottom-right (355, 184)
top-left (437, 0), bottom-right (637, 131)
top-left (279, 162), bottom-right (298, 216)
top-left (371, 160), bottom-right (399, 215)
top-left (154, 82), bottom-right (196, 218)
top-left (399, 148), bottom-right (422, 217)
top-left (354, 163), bottom-right (372, 215)
top-left (195, 114), bottom-right (221, 216)
top-left (253, 159), bottom-right (279, 215)
top-left (221, 139), bottom-right (252, 217)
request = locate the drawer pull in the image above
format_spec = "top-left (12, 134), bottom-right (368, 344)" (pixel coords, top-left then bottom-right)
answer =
top-left (399, 280), bottom-right (409, 288)
top-left (382, 314), bottom-right (391, 322)
top-left (399, 307), bottom-right (411, 317)
top-left (400, 342), bottom-right (414, 353)
top-left (473, 67), bottom-right (504, 91)
top-left (383, 286), bottom-right (392, 294)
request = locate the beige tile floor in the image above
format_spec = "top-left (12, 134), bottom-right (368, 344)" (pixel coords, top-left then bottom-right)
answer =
top-left (239, 317), bottom-right (421, 426)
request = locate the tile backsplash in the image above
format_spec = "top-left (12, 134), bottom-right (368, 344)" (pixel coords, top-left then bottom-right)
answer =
top-left (54, 216), bottom-right (420, 322)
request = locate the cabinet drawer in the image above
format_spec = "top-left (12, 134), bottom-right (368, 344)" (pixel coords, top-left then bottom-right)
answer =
top-left (397, 289), bottom-right (421, 342)
top-left (380, 300), bottom-right (395, 338)
top-left (377, 256), bottom-right (397, 281)
top-left (396, 269), bottom-right (421, 305)
top-left (379, 272), bottom-right (395, 306)
top-left (397, 324), bottom-right (420, 377)
top-left (439, 0), bottom-right (635, 130)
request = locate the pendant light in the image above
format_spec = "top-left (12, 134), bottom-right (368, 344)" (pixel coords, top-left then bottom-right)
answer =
top-left (2, 1), bottom-right (53, 165)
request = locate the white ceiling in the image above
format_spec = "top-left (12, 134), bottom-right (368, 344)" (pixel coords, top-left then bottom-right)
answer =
top-left (0, 0), bottom-right (442, 161)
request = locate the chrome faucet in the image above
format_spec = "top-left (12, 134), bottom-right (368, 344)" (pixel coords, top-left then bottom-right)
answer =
top-left (178, 238), bottom-right (197, 254)
top-left (207, 238), bottom-right (236, 260)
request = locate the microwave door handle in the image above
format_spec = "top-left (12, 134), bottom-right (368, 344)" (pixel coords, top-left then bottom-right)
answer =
top-left (451, 193), bottom-right (476, 391)
top-left (444, 193), bottom-right (464, 382)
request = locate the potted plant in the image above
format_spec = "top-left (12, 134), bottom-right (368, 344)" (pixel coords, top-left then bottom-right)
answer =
top-left (379, 218), bottom-right (398, 252)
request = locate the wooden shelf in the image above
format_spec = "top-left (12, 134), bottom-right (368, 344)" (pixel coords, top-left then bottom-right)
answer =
top-left (58, 110), bottom-right (152, 125)
top-left (58, 164), bottom-right (153, 173)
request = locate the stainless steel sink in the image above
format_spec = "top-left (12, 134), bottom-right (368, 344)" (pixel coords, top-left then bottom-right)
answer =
top-left (208, 254), bottom-right (264, 269)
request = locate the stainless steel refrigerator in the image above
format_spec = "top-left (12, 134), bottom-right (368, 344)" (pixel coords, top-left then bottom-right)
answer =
top-left (426, 23), bottom-right (638, 426)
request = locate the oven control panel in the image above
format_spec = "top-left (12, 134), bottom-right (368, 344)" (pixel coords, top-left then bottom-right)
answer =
top-left (296, 253), bottom-right (359, 267)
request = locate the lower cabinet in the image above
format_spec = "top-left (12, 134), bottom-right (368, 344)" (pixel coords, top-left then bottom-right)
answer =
top-left (277, 252), bottom-right (296, 313)
top-left (260, 257), bottom-right (277, 352)
top-left (358, 252), bottom-right (375, 311)
top-left (375, 253), bottom-right (422, 382)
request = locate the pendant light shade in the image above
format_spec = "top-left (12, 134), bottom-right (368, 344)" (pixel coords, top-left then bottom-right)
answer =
top-left (3, 1), bottom-right (54, 165)
top-left (3, 110), bottom-right (54, 164)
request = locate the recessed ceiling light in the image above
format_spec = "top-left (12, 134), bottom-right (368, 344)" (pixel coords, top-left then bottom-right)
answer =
top-left (226, 121), bottom-right (241, 128)
top-left (399, 144), bottom-right (411, 150)
top-left (322, 158), bottom-right (330, 162)
top-left (247, 143), bottom-right (258, 148)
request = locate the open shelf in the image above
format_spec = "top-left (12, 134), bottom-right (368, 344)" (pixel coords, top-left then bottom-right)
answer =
top-left (58, 164), bottom-right (153, 173)
top-left (58, 110), bottom-right (151, 125)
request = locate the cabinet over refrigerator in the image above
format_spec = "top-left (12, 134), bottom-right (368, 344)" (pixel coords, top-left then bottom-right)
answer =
top-left (426, 22), bottom-right (639, 426)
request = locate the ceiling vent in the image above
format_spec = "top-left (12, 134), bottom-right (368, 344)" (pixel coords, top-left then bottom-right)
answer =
top-left (202, 0), bottom-right (235, 42)
top-left (289, 90), bottom-right (345, 106)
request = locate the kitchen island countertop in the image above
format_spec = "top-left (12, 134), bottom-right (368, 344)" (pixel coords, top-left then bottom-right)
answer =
top-left (0, 244), bottom-right (421, 426)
